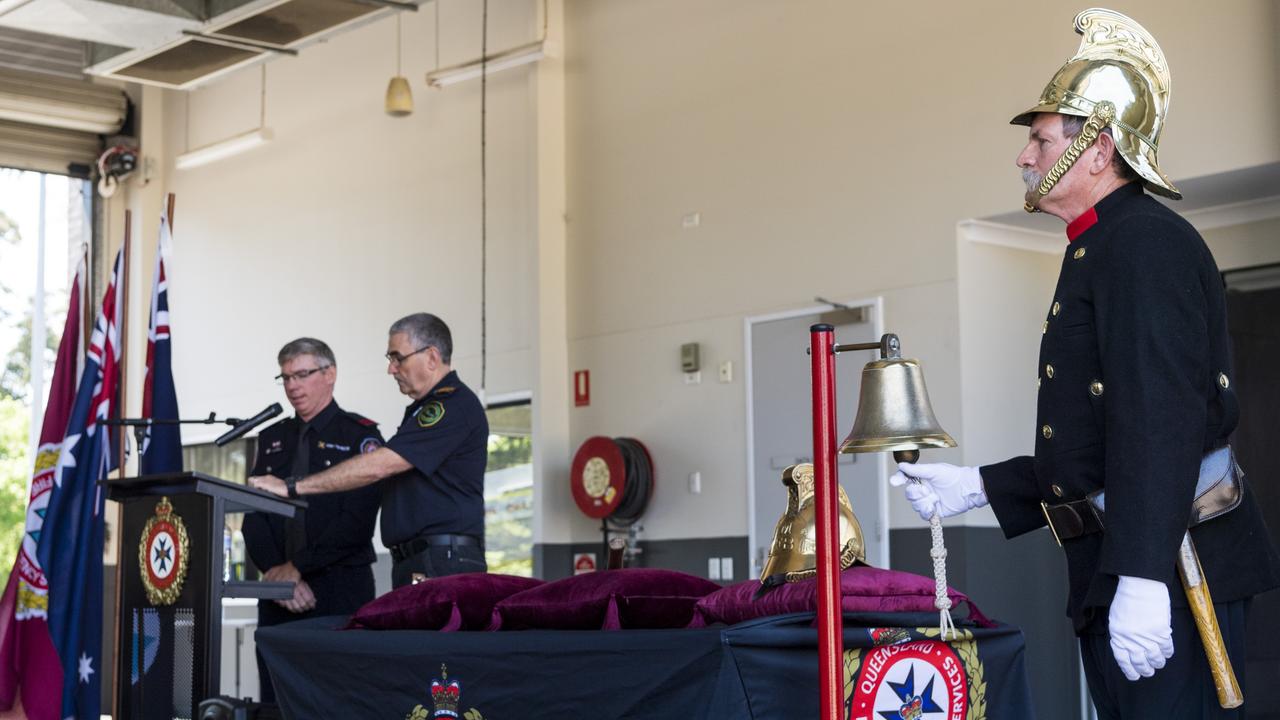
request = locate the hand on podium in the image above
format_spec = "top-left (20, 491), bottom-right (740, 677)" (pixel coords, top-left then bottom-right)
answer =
top-left (250, 473), bottom-right (287, 497)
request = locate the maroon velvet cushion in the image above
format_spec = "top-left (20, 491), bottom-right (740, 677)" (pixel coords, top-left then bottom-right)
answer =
top-left (346, 573), bottom-right (543, 631)
top-left (692, 566), bottom-right (990, 627)
top-left (490, 568), bottom-right (722, 631)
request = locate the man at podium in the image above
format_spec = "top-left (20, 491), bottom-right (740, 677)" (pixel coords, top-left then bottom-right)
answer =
top-left (242, 337), bottom-right (384, 702)
top-left (251, 314), bottom-right (490, 588)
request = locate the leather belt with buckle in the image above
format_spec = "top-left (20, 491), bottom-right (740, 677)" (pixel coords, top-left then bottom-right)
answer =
top-left (390, 533), bottom-right (483, 563)
top-left (1040, 498), bottom-right (1105, 547)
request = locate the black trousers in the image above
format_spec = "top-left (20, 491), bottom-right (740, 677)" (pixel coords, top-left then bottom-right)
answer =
top-left (255, 564), bottom-right (375, 703)
top-left (1080, 599), bottom-right (1248, 719)
top-left (391, 543), bottom-right (487, 588)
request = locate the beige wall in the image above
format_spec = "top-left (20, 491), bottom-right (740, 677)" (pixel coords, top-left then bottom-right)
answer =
top-left (1204, 216), bottom-right (1280, 271)
top-left (157, 0), bottom-right (540, 443)
top-left (956, 226), bottom-right (1064, 529)
top-left (558, 0), bottom-right (1280, 544)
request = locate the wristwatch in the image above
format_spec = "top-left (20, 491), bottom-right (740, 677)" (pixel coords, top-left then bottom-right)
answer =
top-left (285, 476), bottom-right (300, 499)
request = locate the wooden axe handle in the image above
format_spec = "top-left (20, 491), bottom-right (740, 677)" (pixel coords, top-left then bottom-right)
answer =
top-left (1177, 532), bottom-right (1242, 708)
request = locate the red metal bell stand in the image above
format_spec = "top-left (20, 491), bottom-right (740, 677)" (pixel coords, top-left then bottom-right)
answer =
top-left (808, 324), bottom-right (843, 720)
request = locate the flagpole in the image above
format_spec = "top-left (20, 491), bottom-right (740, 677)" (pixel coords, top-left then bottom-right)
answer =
top-left (110, 209), bottom-right (132, 720)
top-left (117, 210), bottom-right (131, 481)
top-left (81, 244), bottom-right (91, 357)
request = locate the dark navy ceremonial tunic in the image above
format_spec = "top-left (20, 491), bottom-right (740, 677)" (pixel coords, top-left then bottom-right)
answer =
top-left (381, 370), bottom-right (488, 547)
top-left (980, 183), bottom-right (1280, 632)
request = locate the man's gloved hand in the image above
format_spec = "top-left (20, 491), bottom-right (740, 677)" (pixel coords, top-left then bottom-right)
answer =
top-left (889, 463), bottom-right (987, 521)
top-left (1108, 575), bottom-right (1174, 681)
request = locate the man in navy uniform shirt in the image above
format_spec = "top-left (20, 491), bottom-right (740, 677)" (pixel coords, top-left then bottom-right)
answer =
top-left (889, 9), bottom-right (1279, 718)
top-left (243, 337), bottom-right (383, 701)
top-left (252, 313), bottom-right (488, 588)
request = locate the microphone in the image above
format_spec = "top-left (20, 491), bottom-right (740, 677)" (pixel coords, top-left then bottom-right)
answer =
top-left (215, 403), bottom-right (283, 447)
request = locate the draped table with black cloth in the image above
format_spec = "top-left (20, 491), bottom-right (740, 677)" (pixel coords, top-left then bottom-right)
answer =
top-left (257, 612), bottom-right (1031, 718)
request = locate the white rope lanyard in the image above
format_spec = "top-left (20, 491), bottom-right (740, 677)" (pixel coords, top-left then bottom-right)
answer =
top-left (928, 511), bottom-right (957, 640)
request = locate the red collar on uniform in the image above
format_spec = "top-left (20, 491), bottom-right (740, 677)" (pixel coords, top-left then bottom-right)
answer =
top-left (1065, 207), bottom-right (1098, 243)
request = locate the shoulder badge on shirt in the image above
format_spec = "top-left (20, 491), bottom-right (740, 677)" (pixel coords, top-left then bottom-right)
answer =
top-left (432, 385), bottom-right (457, 397)
top-left (416, 401), bottom-right (446, 428)
top-left (360, 437), bottom-right (382, 454)
top-left (349, 412), bottom-right (378, 427)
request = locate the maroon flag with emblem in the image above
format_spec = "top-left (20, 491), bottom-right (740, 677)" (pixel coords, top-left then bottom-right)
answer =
top-left (0, 257), bottom-right (85, 720)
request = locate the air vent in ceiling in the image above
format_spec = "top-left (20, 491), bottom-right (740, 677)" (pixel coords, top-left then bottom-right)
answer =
top-left (83, 0), bottom-right (406, 89)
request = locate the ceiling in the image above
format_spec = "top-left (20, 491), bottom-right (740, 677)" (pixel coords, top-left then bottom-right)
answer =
top-left (0, 0), bottom-right (418, 89)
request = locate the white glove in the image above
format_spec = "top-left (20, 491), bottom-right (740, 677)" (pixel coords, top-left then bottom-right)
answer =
top-left (889, 462), bottom-right (987, 521)
top-left (1108, 575), bottom-right (1174, 681)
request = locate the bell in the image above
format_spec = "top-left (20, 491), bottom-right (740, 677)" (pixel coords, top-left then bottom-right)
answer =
top-left (839, 354), bottom-right (955, 461)
top-left (760, 463), bottom-right (866, 588)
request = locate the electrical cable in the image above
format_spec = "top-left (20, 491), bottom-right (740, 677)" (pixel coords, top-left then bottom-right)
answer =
top-left (480, 0), bottom-right (488, 395)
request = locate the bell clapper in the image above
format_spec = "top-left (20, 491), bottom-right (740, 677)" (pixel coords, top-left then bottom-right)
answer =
top-left (893, 447), bottom-right (956, 639)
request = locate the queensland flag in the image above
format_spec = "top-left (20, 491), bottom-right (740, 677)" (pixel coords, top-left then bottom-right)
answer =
top-left (36, 249), bottom-right (125, 720)
top-left (0, 258), bottom-right (85, 720)
top-left (141, 213), bottom-right (182, 474)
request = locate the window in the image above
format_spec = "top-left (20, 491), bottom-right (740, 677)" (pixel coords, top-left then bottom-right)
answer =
top-left (0, 168), bottom-right (91, 567)
top-left (485, 400), bottom-right (532, 576)
top-left (182, 439), bottom-right (256, 580)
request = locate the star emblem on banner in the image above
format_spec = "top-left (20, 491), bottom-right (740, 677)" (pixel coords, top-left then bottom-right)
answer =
top-left (78, 653), bottom-right (95, 684)
top-left (880, 665), bottom-right (943, 720)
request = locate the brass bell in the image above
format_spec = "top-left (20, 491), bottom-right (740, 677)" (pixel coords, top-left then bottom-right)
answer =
top-left (839, 335), bottom-right (955, 463)
top-left (760, 463), bottom-right (865, 588)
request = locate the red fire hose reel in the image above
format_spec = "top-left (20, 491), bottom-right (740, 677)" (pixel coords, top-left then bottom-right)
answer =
top-left (570, 436), bottom-right (654, 523)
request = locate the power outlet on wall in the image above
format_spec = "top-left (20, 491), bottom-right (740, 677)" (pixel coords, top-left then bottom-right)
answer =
top-left (707, 557), bottom-right (733, 581)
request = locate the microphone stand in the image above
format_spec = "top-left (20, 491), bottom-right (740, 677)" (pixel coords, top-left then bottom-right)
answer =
top-left (104, 413), bottom-right (256, 454)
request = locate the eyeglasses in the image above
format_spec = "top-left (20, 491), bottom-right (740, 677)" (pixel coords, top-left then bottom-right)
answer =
top-left (385, 345), bottom-right (431, 367)
top-left (274, 366), bottom-right (330, 385)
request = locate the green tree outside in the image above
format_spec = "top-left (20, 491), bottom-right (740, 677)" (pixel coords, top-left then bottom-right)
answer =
top-left (0, 397), bottom-right (30, 566)
top-left (485, 432), bottom-right (533, 576)
top-left (0, 209), bottom-right (29, 567)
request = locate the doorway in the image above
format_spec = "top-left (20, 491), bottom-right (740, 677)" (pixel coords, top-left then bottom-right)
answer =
top-left (745, 298), bottom-right (886, 580)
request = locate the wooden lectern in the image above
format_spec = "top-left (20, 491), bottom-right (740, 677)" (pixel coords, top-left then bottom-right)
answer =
top-left (104, 472), bottom-right (303, 719)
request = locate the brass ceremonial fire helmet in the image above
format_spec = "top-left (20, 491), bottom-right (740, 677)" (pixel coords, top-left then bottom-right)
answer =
top-left (1013, 8), bottom-right (1181, 212)
top-left (760, 463), bottom-right (865, 588)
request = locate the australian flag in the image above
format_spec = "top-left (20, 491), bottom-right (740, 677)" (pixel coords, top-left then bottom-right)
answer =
top-left (36, 248), bottom-right (125, 720)
top-left (141, 213), bottom-right (182, 474)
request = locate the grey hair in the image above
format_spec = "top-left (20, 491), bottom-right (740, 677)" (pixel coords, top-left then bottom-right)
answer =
top-left (278, 337), bottom-right (336, 367)
top-left (389, 313), bottom-right (453, 364)
top-left (1059, 114), bottom-right (1139, 182)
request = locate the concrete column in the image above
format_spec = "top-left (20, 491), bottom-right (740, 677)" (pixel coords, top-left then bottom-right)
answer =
top-left (531, 0), bottom-right (571, 565)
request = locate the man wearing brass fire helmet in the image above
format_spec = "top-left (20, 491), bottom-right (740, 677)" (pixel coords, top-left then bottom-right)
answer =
top-left (890, 9), bottom-right (1280, 717)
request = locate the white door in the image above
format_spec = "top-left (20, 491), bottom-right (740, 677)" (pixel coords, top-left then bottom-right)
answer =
top-left (748, 305), bottom-right (884, 580)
